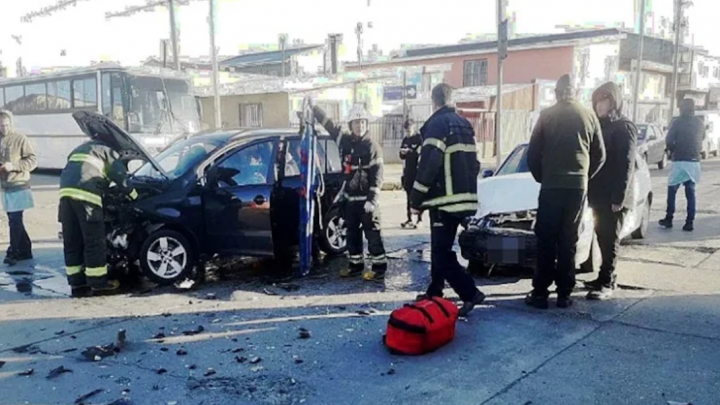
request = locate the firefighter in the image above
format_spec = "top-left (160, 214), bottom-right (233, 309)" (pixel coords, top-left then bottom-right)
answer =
top-left (410, 83), bottom-right (486, 317)
top-left (59, 118), bottom-right (138, 297)
top-left (312, 103), bottom-right (387, 281)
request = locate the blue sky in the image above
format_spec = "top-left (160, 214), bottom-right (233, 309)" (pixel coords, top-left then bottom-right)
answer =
top-left (0, 0), bottom-right (717, 71)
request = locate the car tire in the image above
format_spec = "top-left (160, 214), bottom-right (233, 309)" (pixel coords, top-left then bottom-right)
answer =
top-left (658, 152), bottom-right (667, 170)
top-left (320, 207), bottom-right (348, 256)
top-left (140, 230), bottom-right (195, 285)
top-left (631, 198), bottom-right (651, 240)
top-left (467, 259), bottom-right (490, 277)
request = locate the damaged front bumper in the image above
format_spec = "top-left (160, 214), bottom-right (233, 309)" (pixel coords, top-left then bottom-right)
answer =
top-left (459, 211), bottom-right (538, 267)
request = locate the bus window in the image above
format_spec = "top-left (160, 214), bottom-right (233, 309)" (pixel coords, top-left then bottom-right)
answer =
top-left (73, 77), bottom-right (97, 108)
top-left (127, 76), bottom-right (199, 134)
top-left (25, 83), bottom-right (47, 111)
top-left (4, 86), bottom-right (24, 112)
top-left (102, 74), bottom-right (112, 115)
top-left (48, 81), bottom-right (72, 110)
top-left (0, 89), bottom-right (4, 109)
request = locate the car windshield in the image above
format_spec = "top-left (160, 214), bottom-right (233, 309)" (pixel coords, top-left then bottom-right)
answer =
top-left (134, 137), bottom-right (224, 180)
top-left (495, 145), bottom-right (530, 176)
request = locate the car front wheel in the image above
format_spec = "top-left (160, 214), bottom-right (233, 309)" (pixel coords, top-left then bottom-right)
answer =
top-left (140, 230), bottom-right (195, 285)
top-left (320, 208), bottom-right (348, 256)
top-left (631, 198), bottom-right (651, 240)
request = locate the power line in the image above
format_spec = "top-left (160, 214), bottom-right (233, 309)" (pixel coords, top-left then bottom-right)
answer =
top-left (105, 0), bottom-right (193, 19)
top-left (20, 0), bottom-right (91, 23)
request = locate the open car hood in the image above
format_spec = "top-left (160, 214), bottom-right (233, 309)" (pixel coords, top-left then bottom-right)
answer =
top-left (72, 111), bottom-right (167, 178)
top-left (474, 172), bottom-right (540, 219)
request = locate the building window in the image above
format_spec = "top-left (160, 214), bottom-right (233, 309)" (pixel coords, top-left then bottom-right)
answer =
top-left (463, 59), bottom-right (488, 87)
top-left (239, 103), bottom-right (263, 128)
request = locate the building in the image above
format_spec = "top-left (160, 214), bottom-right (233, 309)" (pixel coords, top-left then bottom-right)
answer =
top-left (346, 28), bottom-right (716, 124)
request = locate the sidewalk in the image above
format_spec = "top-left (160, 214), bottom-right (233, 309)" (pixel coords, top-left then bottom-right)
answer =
top-left (382, 159), bottom-right (497, 190)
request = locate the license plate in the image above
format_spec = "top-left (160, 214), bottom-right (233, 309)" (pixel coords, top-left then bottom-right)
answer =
top-left (487, 236), bottom-right (524, 264)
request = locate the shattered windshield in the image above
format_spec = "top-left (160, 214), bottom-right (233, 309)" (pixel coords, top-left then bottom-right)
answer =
top-left (134, 137), bottom-right (224, 180)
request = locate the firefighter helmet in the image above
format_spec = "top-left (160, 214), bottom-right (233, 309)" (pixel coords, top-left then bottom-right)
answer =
top-left (346, 105), bottom-right (371, 123)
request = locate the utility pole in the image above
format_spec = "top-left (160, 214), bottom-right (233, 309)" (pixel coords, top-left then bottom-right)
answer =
top-left (355, 22), bottom-right (364, 69)
top-left (496, 0), bottom-right (508, 168)
top-left (669, 0), bottom-right (691, 124)
top-left (402, 69), bottom-right (408, 134)
top-left (279, 34), bottom-right (288, 80)
top-left (632, 0), bottom-right (647, 122)
top-left (168, 0), bottom-right (181, 71)
top-left (209, 0), bottom-right (222, 129)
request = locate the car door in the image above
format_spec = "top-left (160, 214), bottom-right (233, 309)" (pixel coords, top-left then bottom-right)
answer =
top-left (648, 125), bottom-right (665, 163)
top-left (202, 139), bottom-right (277, 256)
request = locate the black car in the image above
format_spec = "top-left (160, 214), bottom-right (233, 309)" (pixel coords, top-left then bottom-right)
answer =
top-left (76, 113), bottom-right (347, 285)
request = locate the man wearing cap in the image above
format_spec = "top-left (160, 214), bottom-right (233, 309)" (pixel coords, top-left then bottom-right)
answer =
top-left (526, 74), bottom-right (606, 309)
top-left (313, 103), bottom-right (387, 281)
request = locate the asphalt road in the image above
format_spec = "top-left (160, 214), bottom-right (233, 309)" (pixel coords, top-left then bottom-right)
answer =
top-left (1, 161), bottom-right (720, 405)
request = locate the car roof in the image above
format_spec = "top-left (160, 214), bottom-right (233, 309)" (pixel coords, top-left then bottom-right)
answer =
top-left (188, 128), bottom-right (331, 144)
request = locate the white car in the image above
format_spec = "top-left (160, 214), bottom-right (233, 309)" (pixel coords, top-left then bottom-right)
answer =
top-left (459, 143), bottom-right (653, 276)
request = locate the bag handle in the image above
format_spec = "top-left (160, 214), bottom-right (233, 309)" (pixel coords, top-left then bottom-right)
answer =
top-left (405, 304), bottom-right (435, 324)
top-left (429, 297), bottom-right (451, 318)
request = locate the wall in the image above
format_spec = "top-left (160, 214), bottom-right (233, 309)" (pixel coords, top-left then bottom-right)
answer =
top-left (199, 92), bottom-right (290, 130)
top-left (346, 46), bottom-right (575, 89)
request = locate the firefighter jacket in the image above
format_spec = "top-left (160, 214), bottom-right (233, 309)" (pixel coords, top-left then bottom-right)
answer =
top-left (59, 140), bottom-right (137, 207)
top-left (313, 106), bottom-right (384, 206)
top-left (410, 106), bottom-right (479, 218)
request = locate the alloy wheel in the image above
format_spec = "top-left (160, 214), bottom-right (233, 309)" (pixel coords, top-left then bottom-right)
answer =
top-left (146, 236), bottom-right (188, 279)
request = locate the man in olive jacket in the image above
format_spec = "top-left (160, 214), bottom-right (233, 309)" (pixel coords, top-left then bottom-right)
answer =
top-left (526, 74), bottom-right (606, 309)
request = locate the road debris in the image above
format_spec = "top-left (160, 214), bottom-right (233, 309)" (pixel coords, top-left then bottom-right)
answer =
top-left (276, 283), bottom-right (301, 292)
top-left (161, 312), bottom-right (172, 317)
top-left (176, 349), bottom-right (188, 356)
top-left (81, 330), bottom-right (126, 361)
top-left (18, 368), bottom-right (34, 376)
top-left (250, 366), bottom-right (264, 372)
top-left (62, 348), bottom-right (78, 353)
top-left (46, 366), bottom-right (73, 379)
top-left (157, 368), bottom-right (168, 375)
top-left (55, 330), bottom-right (65, 335)
top-left (262, 288), bottom-right (278, 296)
top-left (667, 402), bottom-right (693, 405)
top-left (107, 399), bottom-right (133, 405)
top-left (153, 332), bottom-right (166, 339)
top-left (298, 328), bottom-right (311, 339)
top-left (160, 347), bottom-right (169, 352)
top-left (116, 329), bottom-right (127, 349)
top-left (249, 357), bottom-right (262, 364)
top-left (204, 368), bottom-right (217, 377)
top-left (356, 310), bottom-right (371, 316)
top-left (0, 361), bottom-right (5, 369)
top-left (235, 356), bottom-right (248, 363)
top-left (188, 364), bottom-right (198, 370)
top-left (182, 325), bottom-right (205, 336)
top-left (74, 389), bottom-right (104, 404)
top-left (205, 293), bottom-right (217, 300)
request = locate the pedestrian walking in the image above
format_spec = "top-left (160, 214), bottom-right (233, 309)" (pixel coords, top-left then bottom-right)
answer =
top-left (525, 74), bottom-right (606, 309)
top-left (0, 110), bottom-right (37, 266)
top-left (585, 82), bottom-right (638, 300)
top-left (313, 103), bottom-right (388, 281)
top-left (410, 83), bottom-right (485, 317)
top-left (59, 116), bottom-right (138, 297)
top-left (399, 118), bottom-right (423, 229)
top-left (659, 98), bottom-right (704, 232)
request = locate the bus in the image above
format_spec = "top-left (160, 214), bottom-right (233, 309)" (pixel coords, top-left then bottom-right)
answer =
top-left (0, 63), bottom-right (201, 169)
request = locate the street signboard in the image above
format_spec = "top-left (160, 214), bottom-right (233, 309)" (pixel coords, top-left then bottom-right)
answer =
top-left (383, 85), bottom-right (417, 101)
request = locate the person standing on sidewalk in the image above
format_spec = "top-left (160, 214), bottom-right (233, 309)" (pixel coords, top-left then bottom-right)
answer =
top-left (410, 83), bottom-right (485, 317)
top-left (399, 118), bottom-right (423, 229)
top-left (659, 98), bottom-right (703, 232)
top-left (525, 74), bottom-right (606, 309)
top-left (0, 110), bottom-right (37, 266)
top-left (313, 103), bottom-right (388, 281)
top-left (585, 82), bottom-right (638, 300)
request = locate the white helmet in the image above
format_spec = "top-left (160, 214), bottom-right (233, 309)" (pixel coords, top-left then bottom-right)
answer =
top-left (346, 105), bottom-right (371, 123)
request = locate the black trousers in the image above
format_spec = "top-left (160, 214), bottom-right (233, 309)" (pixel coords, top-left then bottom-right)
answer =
top-left (345, 201), bottom-right (387, 272)
top-left (533, 189), bottom-right (586, 296)
top-left (7, 211), bottom-right (32, 258)
top-left (427, 209), bottom-right (480, 302)
top-left (59, 198), bottom-right (108, 287)
top-left (404, 190), bottom-right (423, 223)
top-left (594, 205), bottom-right (626, 288)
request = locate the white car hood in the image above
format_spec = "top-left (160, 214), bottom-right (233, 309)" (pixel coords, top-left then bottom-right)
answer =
top-left (474, 172), bottom-right (540, 219)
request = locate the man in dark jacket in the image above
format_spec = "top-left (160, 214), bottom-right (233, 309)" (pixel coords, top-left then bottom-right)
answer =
top-left (313, 104), bottom-right (387, 281)
top-left (59, 117), bottom-right (138, 297)
top-left (410, 83), bottom-right (485, 318)
top-left (585, 82), bottom-right (638, 300)
top-left (399, 118), bottom-right (423, 228)
top-left (526, 74), bottom-right (606, 309)
top-left (659, 98), bottom-right (703, 231)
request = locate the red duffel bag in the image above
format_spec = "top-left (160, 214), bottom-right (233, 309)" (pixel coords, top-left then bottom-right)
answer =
top-left (384, 297), bottom-right (459, 355)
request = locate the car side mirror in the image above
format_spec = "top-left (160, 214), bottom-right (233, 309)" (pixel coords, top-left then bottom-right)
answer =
top-left (201, 167), bottom-right (218, 187)
top-left (482, 169), bottom-right (494, 178)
